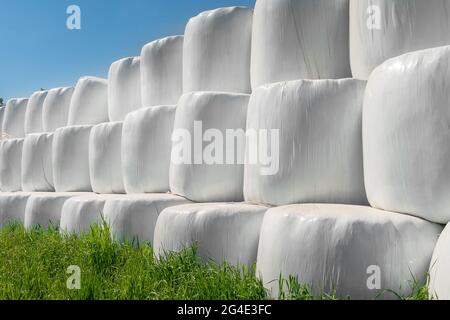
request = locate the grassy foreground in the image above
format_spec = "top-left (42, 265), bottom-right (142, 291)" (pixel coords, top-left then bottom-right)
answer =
top-left (0, 223), bottom-right (430, 300)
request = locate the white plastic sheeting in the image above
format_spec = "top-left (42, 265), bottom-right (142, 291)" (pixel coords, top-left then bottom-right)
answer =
top-left (0, 192), bottom-right (31, 227)
top-left (24, 192), bottom-right (90, 229)
top-left (153, 203), bottom-right (268, 266)
top-left (429, 223), bottom-right (450, 300)
top-left (0, 107), bottom-right (5, 136)
top-left (244, 79), bottom-right (367, 207)
top-left (21, 133), bottom-right (54, 192)
top-left (108, 57), bottom-right (141, 122)
top-left (68, 76), bottom-right (109, 126)
top-left (89, 122), bottom-right (125, 194)
top-left (103, 194), bottom-right (191, 244)
top-left (256, 204), bottom-right (442, 299)
top-left (183, 7), bottom-right (253, 93)
top-left (60, 195), bottom-right (106, 234)
top-left (0, 138), bottom-right (24, 192)
top-left (60, 194), bottom-right (128, 235)
top-left (141, 36), bottom-right (184, 106)
top-left (170, 92), bottom-right (249, 202)
top-left (122, 106), bottom-right (176, 194)
top-left (364, 46), bottom-right (450, 224)
top-left (350, 0), bottom-right (450, 80)
top-left (43, 87), bottom-right (74, 132)
top-left (251, 0), bottom-right (351, 89)
top-left (25, 90), bottom-right (48, 134)
top-left (3, 98), bottom-right (29, 138)
top-left (53, 125), bottom-right (93, 192)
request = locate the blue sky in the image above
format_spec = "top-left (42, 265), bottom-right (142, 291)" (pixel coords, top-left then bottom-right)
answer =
top-left (0, 0), bottom-right (256, 101)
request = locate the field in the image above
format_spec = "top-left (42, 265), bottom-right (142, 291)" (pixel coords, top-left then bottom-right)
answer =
top-left (0, 223), bottom-right (429, 300)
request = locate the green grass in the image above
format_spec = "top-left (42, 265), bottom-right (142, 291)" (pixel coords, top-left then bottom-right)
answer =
top-left (0, 222), bottom-right (431, 300)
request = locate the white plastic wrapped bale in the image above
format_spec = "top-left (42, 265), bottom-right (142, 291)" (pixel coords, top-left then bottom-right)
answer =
top-left (256, 204), bottom-right (442, 299)
top-left (60, 195), bottom-right (105, 234)
top-left (244, 79), bottom-right (367, 207)
top-left (429, 223), bottom-right (450, 300)
top-left (0, 138), bottom-right (24, 192)
top-left (122, 106), bottom-right (176, 194)
top-left (53, 125), bottom-right (93, 192)
top-left (170, 92), bottom-right (249, 202)
top-left (0, 106), bottom-right (5, 136)
top-left (24, 192), bottom-right (91, 229)
top-left (68, 76), bottom-right (109, 126)
top-left (108, 57), bottom-right (141, 121)
top-left (103, 194), bottom-right (191, 244)
top-left (350, 0), bottom-right (450, 80)
top-left (154, 203), bottom-right (268, 266)
top-left (364, 46), bottom-right (450, 224)
top-left (89, 122), bottom-right (125, 194)
top-left (0, 192), bottom-right (32, 227)
top-left (43, 87), bottom-right (74, 132)
top-left (251, 0), bottom-right (351, 89)
top-left (60, 194), bottom-right (128, 235)
top-left (141, 36), bottom-right (183, 106)
top-left (183, 7), bottom-right (253, 93)
top-left (21, 133), bottom-right (54, 192)
top-left (25, 90), bottom-right (48, 134)
top-left (3, 98), bottom-right (29, 138)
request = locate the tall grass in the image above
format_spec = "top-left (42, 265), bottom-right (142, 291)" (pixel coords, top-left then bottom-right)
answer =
top-left (0, 223), bottom-right (431, 300)
top-left (0, 223), bottom-right (268, 300)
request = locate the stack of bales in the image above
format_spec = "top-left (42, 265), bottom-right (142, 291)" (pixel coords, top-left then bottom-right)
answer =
top-left (2, 0), bottom-right (450, 300)
top-left (152, 6), bottom-right (271, 267)
top-left (60, 57), bottom-right (142, 234)
top-left (24, 76), bottom-right (109, 228)
top-left (63, 36), bottom-right (189, 238)
top-left (0, 98), bottom-right (30, 226)
top-left (155, 0), bottom-right (450, 299)
top-left (253, 0), bottom-right (450, 299)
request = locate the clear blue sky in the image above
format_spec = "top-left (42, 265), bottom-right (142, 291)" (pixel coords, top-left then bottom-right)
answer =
top-left (0, 0), bottom-right (256, 101)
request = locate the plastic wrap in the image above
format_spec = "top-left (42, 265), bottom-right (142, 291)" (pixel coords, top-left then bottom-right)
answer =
top-left (42, 87), bottom-right (74, 132)
top-left (53, 125), bottom-right (93, 192)
top-left (0, 192), bottom-right (32, 227)
top-left (21, 133), bottom-right (54, 192)
top-left (89, 122), bottom-right (125, 194)
top-left (122, 106), bottom-right (176, 194)
top-left (154, 203), bottom-right (268, 266)
top-left (108, 57), bottom-right (142, 121)
top-left (103, 193), bottom-right (191, 244)
top-left (68, 76), bottom-right (109, 126)
top-left (183, 7), bottom-right (253, 93)
top-left (251, 0), bottom-right (351, 89)
top-left (25, 90), bottom-right (48, 134)
top-left (60, 194), bottom-right (128, 234)
top-left (350, 0), bottom-right (450, 80)
top-left (60, 195), bottom-right (106, 234)
top-left (364, 46), bottom-right (450, 224)
top-left (244, 79), bottom-right (367, 207)
top-left (0, 107), bottom-right (5, 136)
top-left (141, 36), bottom-right (184, 106)
top-left (24, 192), bottom-right (90, 229)
top-left (170, 92), bottom-right (249, 202)
top-left (0, 138), bottom-right (24, 192)
top-left (256, 204), bottom-right (442, 299)
top-left (429, 223), bottom-right (450, 300)
top-left (3, 98), bottom-right (29, 138)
